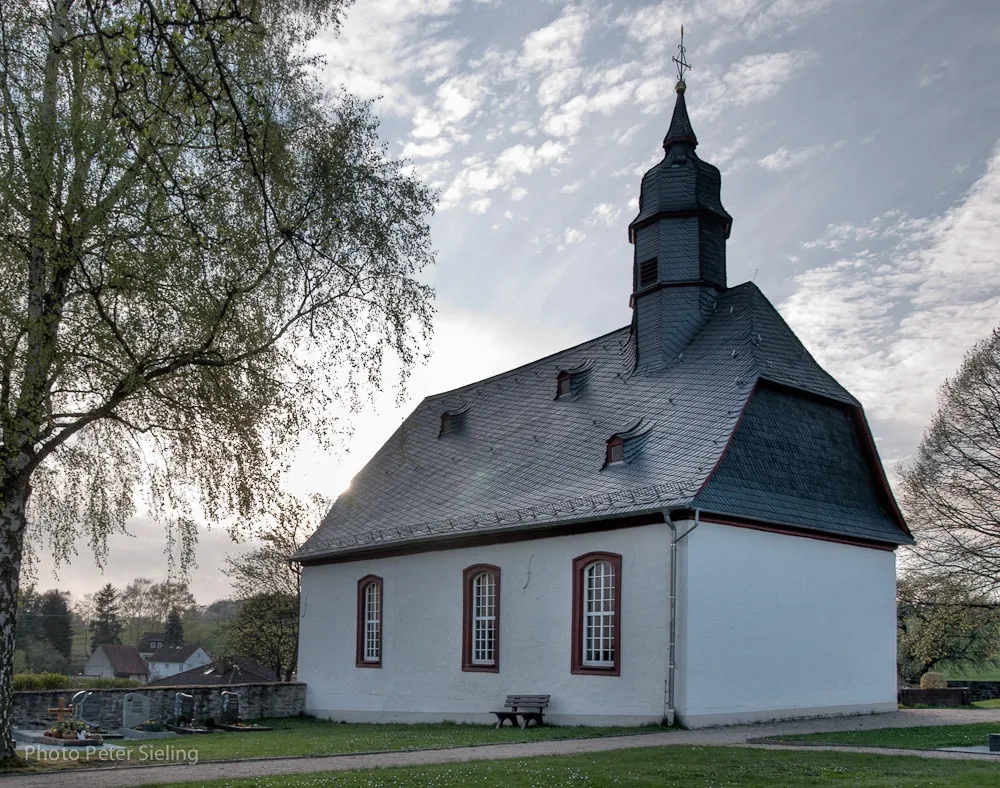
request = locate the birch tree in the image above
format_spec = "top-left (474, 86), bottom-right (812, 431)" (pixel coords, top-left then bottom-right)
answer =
top-left (0, 0), bottom-right (434, 757)
top-left (900, 328), bottom-right (1000, 591)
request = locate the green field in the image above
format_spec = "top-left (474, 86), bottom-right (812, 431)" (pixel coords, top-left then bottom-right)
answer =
top-left (145, 746), bottom-right (1000, 788)
top-left (110, 718), bottom-right (656, 760)
top-left (780, 722), bottom-right (1000, 750)
top-left (11, 718), bottom-right (658, 771)
top-left (941, 665), bottom-right (1000, 681)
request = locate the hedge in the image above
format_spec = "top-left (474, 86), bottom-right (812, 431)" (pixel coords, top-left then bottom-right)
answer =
top-left (13, 673), bottom-right (143, 691)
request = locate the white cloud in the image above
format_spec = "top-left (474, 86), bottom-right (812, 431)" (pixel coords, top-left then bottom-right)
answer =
top-left (781, 144), bottom-right (1000, 445)
top-left (622, 0), bottom-right (839, 54)
top-left (564, 228), bottom-right (587, 244)
top-left (696, 50), bottom-right (814, 120)
top-left (715, 134), bottom-right (751, 166)
top-left (440, 141), bottom-right (567, 209)
top-left (587, 203), bottom-right (622, 226)
top-left (313, 0), bottom-right (460, 115)
top-left (538, 68), bottom-right (584, 106)
top-left (510, 187), bottom-right (529, 201)
top-left (469, 197), bottom-right (492, 214)
top-left (411, 73), bottom-right (487, 139)
top-left (758, 144), bottom-right (824, 171)
top-left (520, 5), bottom-right (590, 72)
top-left (401, 138), bottom-right (454, 159)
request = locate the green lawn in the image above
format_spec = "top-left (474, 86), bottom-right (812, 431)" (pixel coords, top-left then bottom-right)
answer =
top-left (146, 746), bottom-right (1000, 787)
top-left (780, 722), bottom-right (1000, 750)
top-left (16, 718), bottom-right (657, 769)
top-left (942, 665), bottom-right (1000, 681)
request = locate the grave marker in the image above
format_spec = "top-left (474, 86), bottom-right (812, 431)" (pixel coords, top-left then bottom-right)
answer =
top-left (174, 692), bottom-right (194, 724)
top-left (47, 697), bottom-right (72, 722)
top-left (122, 693), bottom-right (150, 730)
top-left (71, 690), bottom-right (101, 728)
top-left (220, 691), bottom-right (239, 725)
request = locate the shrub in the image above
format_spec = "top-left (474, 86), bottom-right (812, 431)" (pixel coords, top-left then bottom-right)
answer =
top-left (74, 677), bottom-right (143, 689)
top-left (13, 673), bottom-right (143, 691)
top-left (921, 671), bottom-right (949, 689)
top-left (13, 673), bottom-right (70, 691)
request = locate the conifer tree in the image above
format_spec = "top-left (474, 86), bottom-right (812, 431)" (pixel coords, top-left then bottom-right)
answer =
top-left (38, 590), bottom-right (72, 659)
top-left (164, 608), bottom-right (184, 648)
top-left (89, 584), bottom-right (122, 649)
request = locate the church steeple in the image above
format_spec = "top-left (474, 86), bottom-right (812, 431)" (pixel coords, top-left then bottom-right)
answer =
top-left (662, 82), bottom-right (697, 151)
top-left (628, 41), bottom-right (732, 370)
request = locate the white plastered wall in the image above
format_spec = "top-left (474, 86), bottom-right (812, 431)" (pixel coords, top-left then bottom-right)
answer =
top-left (299, 524), bottom-right (671, 725)
top-left (673, 519), bottom-right (898, 728)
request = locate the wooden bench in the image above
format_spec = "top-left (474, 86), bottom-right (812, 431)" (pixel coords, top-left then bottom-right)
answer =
top-left (492, 695), bottom-right (550, 729)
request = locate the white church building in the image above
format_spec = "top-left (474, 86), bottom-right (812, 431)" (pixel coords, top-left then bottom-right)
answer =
top-left (293, 76), bottom-right (912, 729)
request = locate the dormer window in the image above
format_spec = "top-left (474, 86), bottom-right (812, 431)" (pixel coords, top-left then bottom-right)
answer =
top-left (439, 403), bottom-right (470, 437)
top-left (556, 372), bottom-right (572, 398)
top-left (604, 420), bottom-right (653, 468)
top-left (606, 437), bottom-right (624, 465)
top-left (554, 361), bottom-right (593, 401)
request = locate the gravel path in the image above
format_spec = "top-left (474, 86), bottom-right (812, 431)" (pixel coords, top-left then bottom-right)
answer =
top-left (5, 709), bottom-right (1000, 788)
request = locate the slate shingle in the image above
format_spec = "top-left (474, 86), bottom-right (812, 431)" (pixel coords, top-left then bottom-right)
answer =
top-left (293, 283), bottom-right (911, 562)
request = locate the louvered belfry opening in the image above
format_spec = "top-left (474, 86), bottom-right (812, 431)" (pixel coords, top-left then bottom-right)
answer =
top-left (638, 258), bottom-right (658, 288)
top-left (627, 79), bottom-right (732, 369)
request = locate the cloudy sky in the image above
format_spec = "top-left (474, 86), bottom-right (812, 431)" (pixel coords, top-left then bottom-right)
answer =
top-left (34, 0), bottom-right (1000, 604)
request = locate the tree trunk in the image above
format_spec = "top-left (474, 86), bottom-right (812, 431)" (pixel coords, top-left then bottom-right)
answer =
top-left (0, 484), bottom-right (28, 760)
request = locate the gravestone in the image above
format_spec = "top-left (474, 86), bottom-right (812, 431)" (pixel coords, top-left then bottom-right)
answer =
top-left (990, 733), bottom-right (1000, 753)
top-left (173, 692), bottom-right (194, 724)
top-left (71, 690), bottom-right (101, 729)
top-left (122, 693), bottom-right (150, 731)
top-left (220, 692), bottom-right (239, 725)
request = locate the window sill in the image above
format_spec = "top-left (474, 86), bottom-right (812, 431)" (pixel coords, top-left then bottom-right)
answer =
top-left (356, 661), bottom-right (382, 669)
top-left (571, 665), bottom-right (620, 677)
top-left (462, 663), bottom-right (499, 673)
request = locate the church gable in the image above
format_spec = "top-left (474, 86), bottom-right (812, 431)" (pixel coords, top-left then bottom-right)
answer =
top-left (694, 385), bottom-right (909, 545)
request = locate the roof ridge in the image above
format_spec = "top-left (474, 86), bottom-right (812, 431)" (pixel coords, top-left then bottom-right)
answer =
top-left (424, 325), bottom-right (631, 402)
top-left (741, 282), bottom-right (857, 405)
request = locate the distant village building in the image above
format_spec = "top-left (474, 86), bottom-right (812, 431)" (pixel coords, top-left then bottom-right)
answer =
top-left (147, 656), bottom-right (278, 687)
top-left (137, 632), bottom-right (166, 659)
top-left (145, 645), bottom-right (212, 682)
top-left (292, 74), bottom-right (912, 728)
top-left (84, 645), bottom-right (149, 682)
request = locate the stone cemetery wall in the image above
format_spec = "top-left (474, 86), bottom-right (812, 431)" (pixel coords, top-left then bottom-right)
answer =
top-left (14, 682), bottom-right (305, 731)
top-left (948, 681), bottom-right (1000, 703)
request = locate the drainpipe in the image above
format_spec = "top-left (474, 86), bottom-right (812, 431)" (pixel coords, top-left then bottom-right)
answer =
top-left (664, 508), bottom-right (699, 726)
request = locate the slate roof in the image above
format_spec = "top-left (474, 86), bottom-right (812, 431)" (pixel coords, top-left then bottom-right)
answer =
top-left (99, 645), bottom-right (149, 677)
top-left (695, 386), bottom-right (904, 542)
top-left (294, 283), bottom-right (911, 563)
top-left (662, 86), bottom-right (697, 150)
top-left (147, 644), bottom-right (203, 664)
top-left (146, 657), bottom-right (278, 687)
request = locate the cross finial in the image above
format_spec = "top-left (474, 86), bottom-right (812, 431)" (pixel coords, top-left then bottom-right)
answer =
top-left (672, 25), bottom-right (691, 90)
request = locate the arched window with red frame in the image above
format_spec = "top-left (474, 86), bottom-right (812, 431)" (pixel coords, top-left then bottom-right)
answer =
top-left (571, 552), bottom-right (622, 676)
top-left (356, 575), bottom-right (383, 667)
top-left (462, 564), bottom-right (500, 672)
